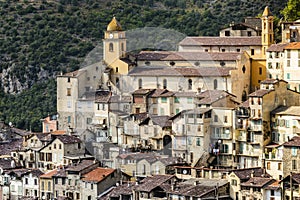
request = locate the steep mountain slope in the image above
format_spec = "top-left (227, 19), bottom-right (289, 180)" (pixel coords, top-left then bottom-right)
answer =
top-left (0, 0), bottom-right (288, 131)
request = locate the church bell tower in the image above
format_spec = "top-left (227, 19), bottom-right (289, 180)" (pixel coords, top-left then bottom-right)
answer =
top-left (261, 6), bottom-right (274, 57)
top-left (103, 17), bottom-right (126, 66)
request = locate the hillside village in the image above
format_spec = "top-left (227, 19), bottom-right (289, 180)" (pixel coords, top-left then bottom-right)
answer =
top-left (3, 5), bottom-right (300, 200)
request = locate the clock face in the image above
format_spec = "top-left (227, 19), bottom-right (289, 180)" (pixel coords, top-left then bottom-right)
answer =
top-left (109, 33), bottom-right (113, 39)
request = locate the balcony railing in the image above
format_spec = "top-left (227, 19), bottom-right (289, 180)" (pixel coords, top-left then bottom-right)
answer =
top-left (236, 110), bottom-right (250, 118)
top-left (211, 133), bottom-right (231, 140)
top-left (250, 125), bottom-right (262, 131)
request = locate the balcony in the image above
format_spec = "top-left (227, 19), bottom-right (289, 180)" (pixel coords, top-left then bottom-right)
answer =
top-left (236, 110), bottom-right (250, 118)
top-left (264, 152), bottom-right (282, 160)
top-left (250, 125), bottom-right (262, 132)
top-left (211, 133), bottom-right (231, 140)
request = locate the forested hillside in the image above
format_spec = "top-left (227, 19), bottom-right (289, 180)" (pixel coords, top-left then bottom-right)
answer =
top-left (0, 0), bottom-right (289, 131)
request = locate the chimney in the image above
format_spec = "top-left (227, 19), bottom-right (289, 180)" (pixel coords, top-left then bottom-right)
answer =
top-left (250, 170), bottom-right (254, 178)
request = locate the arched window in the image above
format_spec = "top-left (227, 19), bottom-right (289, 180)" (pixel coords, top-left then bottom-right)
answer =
top-left (163, 79), bottom-right (167, 89)
top-left (138, 79), bottom-right (142, 89)
top-left (188, 79), bottom-right (192, 90)
top-left (121, 43), bottom-right (124, 51)
top-left (116, 77), bottom-right (120, 89)
top-left (213, 79), bottom-right (218, 90)
top-left (109, 43), bottom-right (114, 52)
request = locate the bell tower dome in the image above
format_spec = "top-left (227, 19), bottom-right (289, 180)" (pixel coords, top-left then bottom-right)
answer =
top-left (103, 17), bottom-right (126, 66)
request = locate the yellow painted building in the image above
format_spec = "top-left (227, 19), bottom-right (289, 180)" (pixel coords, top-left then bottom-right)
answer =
top-left (250, 6), bottom-right (274, 91)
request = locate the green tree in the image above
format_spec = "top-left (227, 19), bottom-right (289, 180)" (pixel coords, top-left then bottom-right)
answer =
top-left (282, 0), bottom-right (300, 21)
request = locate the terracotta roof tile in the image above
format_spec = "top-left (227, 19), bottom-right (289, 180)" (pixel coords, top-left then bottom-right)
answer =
top-left (135, 175), bottom-right (175, 192)
top-left (283, 136), bottom-right (300, 147)
top-left (267, 43), bottom-right (289, 52)
top-left (40, 169), bottom-right (58, 178)
top-left (248, 89), bottom-right (272, 97)
top-left (55, 135), bottom-right (82, 144)
top-left (179, 36), bottom-right (261, 46)
top-left (197, 90), bottom-right (234, 105)
top-left (0, 139), bottom-right (23, 155)
top-left (67, 160), bottom-right (99, 172)
top-left (244, 17), bottom-right (262, 30)
top-left (260, 79), bottom-right (279, 84)
top-left (240, 177), bottom-right (275, 187)
top-left (132, 89), bottom-right (155, 95)
top-left (129, 66), bottom-right (233, 77)
top-left (81, 167), bottom-right (115, 183)
top-left (265, 180), bottom-right (281, 190)
top-left (107, 182), bottom-right (135, 198)
top-left (80, 90), bottom-right (111, 103)
top-left (140, 115), bottom-right (172, 128)
top-left (0, 157), bottom-right (21, 170)
top-left (232, 168), bottom-right (270, 180)
top-left (285, 42), bottom-right (300, 50)
top-left (150, 89), bottom-right (169, 97)
top-left (138, 51), bottom-right (241, 61)
top-left (272, 106), bottom-right (300, 116)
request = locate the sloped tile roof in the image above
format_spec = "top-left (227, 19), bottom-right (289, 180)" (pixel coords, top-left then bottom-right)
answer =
top-left (40, 169), bottom-right (58, 178)
top-left (168, 184), bottom-right (214, 197)
top-left (81, 167), bottom-right (115, 183)
top-left (285, 42), bottom-right (300, 50)
top-left (117, 152), bottom-right (156, 160)
top-left (129, 66), bottom-right (233, 77)
top-left (107, 182), bottom-right (135, 198)
top-left (179, 36), bottom-right (261, 46)
top-left (248, 89), bottom-right (272, 97)
top-left (265, 180), bottom-right (281, 190)
top-left (260, 78), bottom-right (279, 84)
top-left (55, 134), bottom-right (82, 144)
top-left (267, 43), bottom-right (289, 52)
top-left (135, 174), bottom-right (175, 192)
top-left (132, 88), bottom-right (155, 95)
top-left (67, 160), bottom-right (99, 172)
top-left (0, 139), bottom-right (23, 155)
top-left (272, 106), bottom-right (300, 116)
top-left (148, 115), bottom-right (172, 127)
top-left (240, 177), bottom-right (275, 188)
top-left (232, 167), bottom-right (270, 180)
top-left (80, 90), bottom-right (111, 103)
top-left (138, 51), bottom-right (241, 61)
top-left (150, 89), bottom-right (170, 97)
top-left (197, 90), bottom-right (234, 105)
top-left (244, 17), bottom-right (262, 30)
top-left (283, 136), bottom-right (300, 147)
top-left (0, 158), bottom-right (21, 170)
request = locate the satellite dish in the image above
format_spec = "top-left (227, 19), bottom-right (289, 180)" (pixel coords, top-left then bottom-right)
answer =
top-left (183, 169), bottom-right (187, 174)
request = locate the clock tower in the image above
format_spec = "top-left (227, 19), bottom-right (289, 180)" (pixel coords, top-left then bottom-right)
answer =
top-left (103, 17), bottom-right (127, 67)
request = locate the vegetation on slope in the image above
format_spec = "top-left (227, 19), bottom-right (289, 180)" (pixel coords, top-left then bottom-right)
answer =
top-left (0, 0), bottom-right (289, 131)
